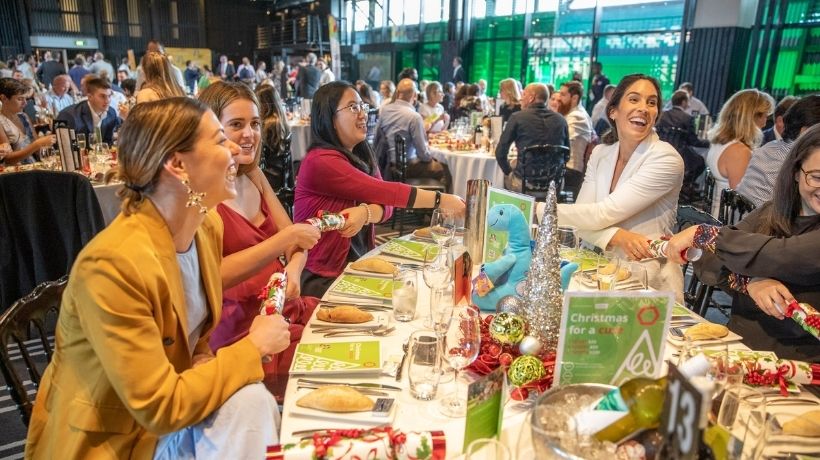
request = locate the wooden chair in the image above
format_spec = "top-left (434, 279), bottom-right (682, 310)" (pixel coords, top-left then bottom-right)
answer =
top-left (391, 134), bottom-right (445, 235)
top-left (517, 144), bottom-right (571, 201)
top-left (0, 276), bottom-right (67, 426)
top-left (718, 188), bottom-right (756, 226)
top-left (675, 206), bottom-right (722, 316)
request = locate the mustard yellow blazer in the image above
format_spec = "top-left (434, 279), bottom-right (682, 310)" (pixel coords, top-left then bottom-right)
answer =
top-left (25, 200), bottom-right (265, 459)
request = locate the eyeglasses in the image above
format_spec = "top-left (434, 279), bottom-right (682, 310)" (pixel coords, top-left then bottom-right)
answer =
top-left (335, 102), bottom-right (370, 115)
top-left (801, 168), bottom-right (820, 188)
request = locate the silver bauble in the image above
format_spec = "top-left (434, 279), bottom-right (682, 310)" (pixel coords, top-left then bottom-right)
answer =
top-left (518, 335), bottom-right (542, 356)
top-left (496, 295), bottom-right (522, 313)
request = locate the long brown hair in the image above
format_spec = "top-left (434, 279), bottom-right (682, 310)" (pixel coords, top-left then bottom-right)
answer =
top-left (757, 124), bottom-right (820, 237)
top-left (256, 83), bottom-right (290, 158)
top-left (141, 51), bottom-right (185, 99)
top-left (114, 97), bottom-right (208, 215)
top-left (198, 81), bottom-right (261, 177)
top-left (602, 74), bottom-right (662, 145)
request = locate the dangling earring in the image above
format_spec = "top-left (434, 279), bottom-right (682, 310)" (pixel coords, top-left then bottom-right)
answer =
top-left (181, 177), bottom-right (208, 214)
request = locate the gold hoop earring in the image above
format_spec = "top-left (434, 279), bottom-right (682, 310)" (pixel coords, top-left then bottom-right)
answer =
top-left (181, 178), bottom-right (208, 214)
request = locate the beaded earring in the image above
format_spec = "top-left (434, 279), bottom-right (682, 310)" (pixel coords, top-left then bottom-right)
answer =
top-left (181, 177), bottom-right (208, 214)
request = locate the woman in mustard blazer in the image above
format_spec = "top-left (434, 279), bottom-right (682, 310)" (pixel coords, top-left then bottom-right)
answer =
top-left (25, 97), bottom-right (291, 459)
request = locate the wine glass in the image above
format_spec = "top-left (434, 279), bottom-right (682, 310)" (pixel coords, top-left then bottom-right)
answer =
top-left (422, 245), bottom-right (453, 329)
top-left (596, 251), bottom-right (621, 291)
top-left (430, 208), bottom-right (455, 247)
top-left (440, 305), bottom-right (480, 417)
top-left (557, 225), bottom-right (579, 262)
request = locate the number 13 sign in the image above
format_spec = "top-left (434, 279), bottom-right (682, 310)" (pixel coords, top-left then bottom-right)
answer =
top-left (659, 363), bottom-right (704, 459)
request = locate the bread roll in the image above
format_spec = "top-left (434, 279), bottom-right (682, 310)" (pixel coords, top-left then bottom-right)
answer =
top-left (413, 227), bottom-right (432, 238)
top-left (316, 305), bottom-right (374, 324)
top-left (350, 258), bottom-right (396, 275)
top-left (684, 322), bottom-right (729, 341)
top-left (297, 385), bottom-right (374, 413)
top-left (782, 410), bottom-right (820, 437)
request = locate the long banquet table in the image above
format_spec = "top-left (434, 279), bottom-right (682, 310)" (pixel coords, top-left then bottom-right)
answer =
top-left (277, 238), bottom-right (820, 458)
top-left (429, 147), bottom-right (505, 199)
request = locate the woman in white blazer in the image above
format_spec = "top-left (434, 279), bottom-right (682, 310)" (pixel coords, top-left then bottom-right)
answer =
top-left (549, 74), bottom-right (685, 300)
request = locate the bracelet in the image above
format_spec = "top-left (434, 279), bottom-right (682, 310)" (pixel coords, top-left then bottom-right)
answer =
top-left (434, 191), bottom-right (442, 209)
top-left (359, 202), bottom-right (371, 224)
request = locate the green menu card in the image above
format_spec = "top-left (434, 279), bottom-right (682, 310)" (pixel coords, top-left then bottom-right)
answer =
top-left (463, 367), bottom-right (506, 452)
top-left (330, 274), bottom-right (396, 300)
top-left (380, 239), bottom-right (436, 262)
top-left (555, 291), bottom-right (674, 386)
top-left (289, 341), bottom-right (382, 375)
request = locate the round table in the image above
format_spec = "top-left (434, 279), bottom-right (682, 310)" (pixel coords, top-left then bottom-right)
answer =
top-left (290, 122), bottom-right (311, 162)
top-left (429, 147), bottom-right (505, 199)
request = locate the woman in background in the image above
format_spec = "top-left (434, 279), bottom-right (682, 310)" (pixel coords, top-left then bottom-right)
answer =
top-left (0, 78), bottom-right (54, 164)
top-left (418, 81), bottom-right (449, 133)
top-left (498, 78), bottom-right (522, 123)
top-left (256, 84), bottom-right (293, 194)
top-left (136, 51), bottom-right (186, 104)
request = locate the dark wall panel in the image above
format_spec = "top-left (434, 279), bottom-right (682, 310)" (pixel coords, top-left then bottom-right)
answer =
top-left (205, 0), bottom-right (268, 67)
top-left (0, 0), bottom-right (30, 57)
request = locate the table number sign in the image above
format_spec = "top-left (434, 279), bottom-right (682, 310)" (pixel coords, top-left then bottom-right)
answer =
top-left (659, 363), bottom-right (704, 460)
top-left (554, 291), bottom-right (674, 386)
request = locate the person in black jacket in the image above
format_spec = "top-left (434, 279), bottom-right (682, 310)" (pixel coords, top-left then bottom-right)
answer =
top-left (56, 76), bottom-right (123, 145)
top-left (36, 51), bottom-right (66, 89)
top-left (495, 83), bottom-right (569, 191)
top-left (656, 90), bottom-right (709, 198)
top-left (296, 53), bottom-right (322, 99)
top-left (666, 125), bottom-right (820, 362)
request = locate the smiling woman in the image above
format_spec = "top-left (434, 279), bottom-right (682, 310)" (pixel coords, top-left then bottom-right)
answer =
top-left (549, 73), bottom-right (685, 301)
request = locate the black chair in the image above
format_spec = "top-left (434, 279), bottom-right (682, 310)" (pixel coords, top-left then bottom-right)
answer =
top-left (0, 276), bottom-right (67, 426)
top-left (718, 188), bottom-right (756, 226)
top-left (365, 108), bottom-right (379, 146)
top-left (703, 168), bottom-right (716, 213)
top-left (261, 134), bottom-right (295, 218)
top-left (516, 144), bottom-right (570, 201)
top-left (391, 134), bottom-right (445, 235)
top-left (675, 206), bottom-right (723, 316)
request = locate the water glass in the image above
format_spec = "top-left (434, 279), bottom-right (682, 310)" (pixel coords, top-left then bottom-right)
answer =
top-left (620, 261), bottom-right (648, 290)
top-left (430, 208), bottom-right (455, 246)
top-left (408, 331), bottom-right (441, 401)
top-left (717, 385), bottom-right (767, 459)
top-left (596, 251), bottom-right (620, 291)
top-left (392, 268), bottom-right (418, 322)
top-left (557, 225), bottom-right (579, 260)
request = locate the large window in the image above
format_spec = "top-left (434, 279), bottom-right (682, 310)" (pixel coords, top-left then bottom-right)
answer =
top-left (597, 32), bottom-right (680, 98)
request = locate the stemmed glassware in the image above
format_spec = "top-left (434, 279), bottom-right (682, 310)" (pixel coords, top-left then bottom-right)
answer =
top-left (430, 209), bottom-right (455, 247)
top-left (440, 305), bottom-right (481, 417)
top-left (422, 245), bottom-right (453, 329)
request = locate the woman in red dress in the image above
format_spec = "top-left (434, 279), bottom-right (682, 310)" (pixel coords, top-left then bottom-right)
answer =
top-left (199, 81), bottom-right (321, 396)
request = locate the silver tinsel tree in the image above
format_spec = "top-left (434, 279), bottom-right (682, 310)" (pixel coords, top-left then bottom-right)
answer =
top-left (518, 182), bottom-right (563, 351)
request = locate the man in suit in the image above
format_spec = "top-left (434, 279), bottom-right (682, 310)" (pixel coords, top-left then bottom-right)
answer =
top-left (36, 50), bottom-right (66, 89)
top-left (762, 96), bottom-right (798, 145)
top-left (495, 83), bottom-right (569, 191)
top-left (217, 55), bottom-right (235, 81)
top-left (656, 90), bottom-right (709, 199)
top-left (451, 57), bottom-right (466, 84)
top-left (296, 53), bottom-right (322, 99)
top-left (56, 76), bottom-right (122, 145)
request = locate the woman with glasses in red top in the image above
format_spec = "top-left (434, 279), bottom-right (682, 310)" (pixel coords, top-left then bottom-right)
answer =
top-left (294, 81), bottom-right (465, 297)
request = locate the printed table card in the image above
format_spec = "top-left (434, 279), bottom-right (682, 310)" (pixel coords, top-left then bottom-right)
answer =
top-left (329, 274), bottom-right (396, 301)
top-left (463, 367), bottom-right (506, 452)
top-left (289, 341), bottom-right (382, 375)
top-left (555, 291), bottom-right (674, 386)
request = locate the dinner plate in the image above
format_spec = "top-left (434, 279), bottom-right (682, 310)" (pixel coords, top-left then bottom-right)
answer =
top-left (288, 387), bottom-right (398, 425)
top-left (343, 262), bottom-right (395, 278)
top-left (310, 312), bottom-right (391, 329)
top-left (666, 321), bottom-right (743, 346)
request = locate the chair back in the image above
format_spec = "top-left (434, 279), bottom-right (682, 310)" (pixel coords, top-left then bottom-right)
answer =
top-left (703, 168), bottom-right (716, 213)
top-left (0, 276), bottom-right (67, 426)
top-left (674, 206), bottom-right (722, 316)
top-left (656, 126), bottom-right (689, 154)
top-left (394, 134), bottom-right (408, 183)
top-left (675, 205), bottom-right (722, 232)
top-left (518, 144), bottom-right (570, 199)
top-left (366, 108), bottom-right (379, 145)
top-left (718, 189), bottom-right (756, 225)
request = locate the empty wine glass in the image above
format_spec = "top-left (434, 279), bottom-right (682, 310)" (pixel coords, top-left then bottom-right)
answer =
top-left (596, 251), bottom-right (621, 291)
top-left (430, 208), bottom-right (455, 247)
top-left (422, 246), bottom-right (453, 329)
top-left (440, 305), bottom-right (480, 417)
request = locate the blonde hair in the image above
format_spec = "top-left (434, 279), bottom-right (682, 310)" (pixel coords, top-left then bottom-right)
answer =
top-left (140, 51), bottom-right (185, 99)
top-left (708, 89), bottom-right (774, 148)
top-left (499, 78), bottom-right (521, 105)
top-left (197, 81), bottom-right (261, 177)
top-left (113, 97), bottom-right (208, 215)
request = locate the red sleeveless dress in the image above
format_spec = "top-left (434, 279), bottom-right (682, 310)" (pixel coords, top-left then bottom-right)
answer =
top-left (211, 198), bottom-right (318, 397)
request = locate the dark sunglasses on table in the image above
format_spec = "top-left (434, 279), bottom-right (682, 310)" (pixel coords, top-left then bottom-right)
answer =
top-left (335, 102), bottom-right (370, 115)
top-left (800, 168), bottom-right (820, 188)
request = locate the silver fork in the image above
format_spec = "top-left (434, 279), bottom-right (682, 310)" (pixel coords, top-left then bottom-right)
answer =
top-left (323, 327), bottom-right (396, 338)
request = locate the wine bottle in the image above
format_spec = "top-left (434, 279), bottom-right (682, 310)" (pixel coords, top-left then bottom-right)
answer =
top-left (594, 354), bottom-right (710, 443)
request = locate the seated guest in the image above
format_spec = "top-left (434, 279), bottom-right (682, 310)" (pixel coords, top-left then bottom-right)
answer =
top-left (548, 89), bottom-right (561, 113)
top-left (548, 74), bottom-right (685, 300)
top-left (762, 96), bottom-right (799, 145)
top-left (666, 125), bottom-right (820, 362)
top-left (56, 76), bottom-right (122, 145)
top-left (135, 51), bottom-right (186, 104)
top-left (376, 78), bottom-right (451, 191)
top-left (355, 80), bottom-right (378, 108)
top-left (294, 81), bottom-right (464, 297)
top-left (738, 95), bottom-right (819, 206)
top-left (494, 83), bottom-right (569, 192)
top-left (706, 89), bottom-right (774, 216)
top-left (498, 78), bottom-right (522, 124)
top-left (556, 80), bottom-right (594, 173)
top-left (441, 81), bottom-right (455, 113)
top-left (656, 90), bottom-right (709, 198)
top-left (44, 74), bottom-right (74, 114)
top-left (591, 84), bottom-right (615, 136)
top-left (198, 82), bottom-right (320, 396)
top-left (418, 81), bottom-right (450, 133)
top-left (379, 80), bottom-right (395, 109)
top-left (451, 83), bottom-right (482, 120)
top-left (256, 84), bottom-right (292, 193)
top-left (25, 98), bottom-right (290, 458)
top-left (0, 78), bottom-right (55, 164)
top-left (664, 82), bottom-right (710, 116)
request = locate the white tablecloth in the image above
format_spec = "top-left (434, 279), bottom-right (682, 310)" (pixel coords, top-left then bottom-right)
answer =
top-left (290, 123), bottom-right (311, 162)
top-left (429, 148), bottom-right (505, 199)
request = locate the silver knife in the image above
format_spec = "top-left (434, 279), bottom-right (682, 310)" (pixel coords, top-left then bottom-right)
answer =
top-left (395, 340), bottom-right (409, 382)
top-left (297, 378), bottom-right (401, 391)
top-left (297, 385), bottom-right (388, 397)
